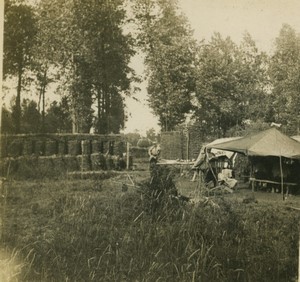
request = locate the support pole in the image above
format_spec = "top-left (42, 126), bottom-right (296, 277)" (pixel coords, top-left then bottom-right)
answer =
top-left (279, 156), bottom-right (284, 200)
top-left (126, 142), bottom-right (130, 170)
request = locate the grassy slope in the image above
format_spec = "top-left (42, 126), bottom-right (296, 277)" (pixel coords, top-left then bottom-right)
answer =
top-left (1, 170), bottom-right (300, 281)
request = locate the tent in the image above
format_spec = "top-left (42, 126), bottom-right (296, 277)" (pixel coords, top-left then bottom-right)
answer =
top-left (206, 127), bottom-right (300, 159)
top-left (192, 137), bottom-right (241, 169)
top-left (206, 128), bottom-right (300, 196)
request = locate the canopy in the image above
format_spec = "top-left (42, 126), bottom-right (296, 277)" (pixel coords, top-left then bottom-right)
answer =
top-left (192, 137), bottom-right (240, 169)
top-left (206, 127), bottom-right (300, 159)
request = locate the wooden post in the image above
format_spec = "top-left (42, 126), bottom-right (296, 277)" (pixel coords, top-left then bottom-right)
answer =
top-left (250, 160), bottom-right (255, 193)
top-left (279, 156), bottom-right (284, 200)
top-left (126, 142), bottom-right (130, 170)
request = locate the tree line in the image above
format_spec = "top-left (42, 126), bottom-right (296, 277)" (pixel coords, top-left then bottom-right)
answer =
top-left (3, 0), bottom-right (300, 137)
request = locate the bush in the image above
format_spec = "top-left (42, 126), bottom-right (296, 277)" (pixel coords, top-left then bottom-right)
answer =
top-left (137, 138), bottom-right (152, 148)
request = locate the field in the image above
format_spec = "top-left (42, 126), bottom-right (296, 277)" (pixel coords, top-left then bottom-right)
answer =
top-left (1, 164), bottom-right (300, 281)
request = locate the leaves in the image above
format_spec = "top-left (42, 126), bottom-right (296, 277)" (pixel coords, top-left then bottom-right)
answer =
top-left (134, 0), bottom-right (196, 131)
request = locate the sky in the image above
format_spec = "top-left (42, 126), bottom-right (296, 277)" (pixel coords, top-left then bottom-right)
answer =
top-left (123, 0), bottom-right (300, 135)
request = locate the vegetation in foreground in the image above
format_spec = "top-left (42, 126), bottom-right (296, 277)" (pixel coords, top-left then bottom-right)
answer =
top-left (1, 167), bottom-right (300, 281)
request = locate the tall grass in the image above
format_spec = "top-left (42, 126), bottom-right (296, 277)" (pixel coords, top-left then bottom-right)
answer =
top-left (1, 168), bottom-right (300, 281)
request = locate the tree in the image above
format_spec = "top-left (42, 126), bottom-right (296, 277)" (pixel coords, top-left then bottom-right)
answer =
top-left (194, 33), bottom-right (269, 137)
top-left (33, 2), bottom-right (60, 133)
top-left (133, 0), bottom-right (196, 131)
top-left (44, 97), bottom-right (72, 133)
top-left (21, 99), bottom-right (41, 133)
top-left (4, 2), bottom-right (37, 133)
top-left (1, 106), bottom-right (14, 134)
top-left (38, 0), bottom-right (136, 134)
top-left (269, 24), bottom-right (300, 135)
top-left (124, 131), bottom-right (141, 146)
top-left (236, 32), bottom-right (269, 122)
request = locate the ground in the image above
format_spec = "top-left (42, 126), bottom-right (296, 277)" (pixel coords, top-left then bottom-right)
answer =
top-left (1, 162), bottom-right (300, 281)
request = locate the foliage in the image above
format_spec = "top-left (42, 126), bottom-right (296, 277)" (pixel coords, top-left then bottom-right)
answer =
top-left (137, 137), bottom-right (152, 148)
top-left (1, 176), bottom-right (300, 281)
top-left (146, 127), bottom-right (160, 142)
top-left (21, 99), bottom-right (41, 133)
top-left (124, 131), bottom-right (141, 146)
top-left (37, 0), bottom-right (137, 134)
top-left (1, 106), bottom-right (14, 134)
top-left (133, 0), bottom-right (197, 131)
top-left (194, 33), bottom-right (269, 137)
top-left (44, 97), bottom-right (72, 133)
top-left (3, 2), bottom-right (38, 133)
top-left (1, 98), bottom-right (72, 134)
top-left (269, 24), bottom-right (300, 135)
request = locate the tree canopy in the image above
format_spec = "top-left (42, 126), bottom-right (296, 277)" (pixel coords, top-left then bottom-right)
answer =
top-left (3, 1), bottom-right (300, 138)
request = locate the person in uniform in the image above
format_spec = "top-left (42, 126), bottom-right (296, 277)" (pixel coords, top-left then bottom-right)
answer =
top-left (148, 143), bottom-right (161, 169)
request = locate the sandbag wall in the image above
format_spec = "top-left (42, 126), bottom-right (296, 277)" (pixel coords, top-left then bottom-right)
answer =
top-left (0, 133), bottom-right (126, 179)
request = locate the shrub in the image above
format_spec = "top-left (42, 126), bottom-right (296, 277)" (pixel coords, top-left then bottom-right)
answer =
top-left (137, 138), bottom-right (152, 148)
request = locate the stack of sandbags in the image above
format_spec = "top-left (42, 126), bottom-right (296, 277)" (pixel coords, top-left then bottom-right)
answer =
top-left (90, 153), bottom-right (106, 170)
top-left (45, 140), bottom-right (58, 156)
top-left (58, 140), bottom-right (67, 155)
top-left (33, 140), bottom-right (45, 156)
top-left (68, 140), bottom-right (81, 156)
top-left (92, 140), bottom-right (102, 153)
top-left (62, 155), bottom-right (79, 172)
top-left (81, 140), bottom-right (91, 155)
top-left (76, 155), bottom-right (91, 171)
top-left (7, 139), bottom-right (23, 157)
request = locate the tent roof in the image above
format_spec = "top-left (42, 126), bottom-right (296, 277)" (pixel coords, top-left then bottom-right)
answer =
top-left (206, 127), bottom-right (300, 159)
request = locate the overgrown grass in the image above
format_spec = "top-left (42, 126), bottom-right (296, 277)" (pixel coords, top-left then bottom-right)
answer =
top-left (1, 168), bottom-right (300, 281)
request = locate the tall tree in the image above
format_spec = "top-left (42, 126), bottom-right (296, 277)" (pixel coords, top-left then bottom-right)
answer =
top-left (33, 2), bottom-right (60, 133)
top-left (21, 99), bottom-right (41, 133)
top-left (269, 24), bottom-right (300, 135)
top-left (45, 97), bottom-right (72, 133)
top-left (194, 33), bottom-right (269, 137)
top-left (37, 0), bottom-right (136, 134)
top-left (236, 32), bottom-right (269, 122)
top-left (134, 0), bottom-right (196, 131)
top-left (3, 2), bottom-right (37, 133)
top-left (194, 34), bottom-right (242, 137)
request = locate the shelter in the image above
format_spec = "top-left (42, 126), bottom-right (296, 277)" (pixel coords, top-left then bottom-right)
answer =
top-left (206, 127), bottom-right (300, 159)
top-left (206, 128), bottom-right (300, 195)
top-left (192, 137), bottom-right (241, 169)
top-left (192, 137), bottom-right (241, 186)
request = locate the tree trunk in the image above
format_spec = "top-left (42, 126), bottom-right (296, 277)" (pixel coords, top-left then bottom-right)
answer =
top-left (41, 70), bottom-right (47, 133)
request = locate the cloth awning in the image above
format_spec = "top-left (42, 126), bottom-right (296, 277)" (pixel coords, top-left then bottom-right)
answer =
top-left (206, 127), bottom-right (300, 159)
